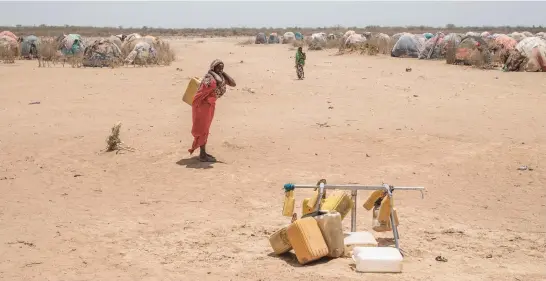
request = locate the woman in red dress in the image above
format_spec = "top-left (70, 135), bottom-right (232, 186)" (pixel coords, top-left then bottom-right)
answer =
top-left (188, 59), bottom-right (236, 162)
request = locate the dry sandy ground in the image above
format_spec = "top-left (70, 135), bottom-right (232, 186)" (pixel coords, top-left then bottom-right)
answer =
top-left (0, 37), bottom-right (545, 281)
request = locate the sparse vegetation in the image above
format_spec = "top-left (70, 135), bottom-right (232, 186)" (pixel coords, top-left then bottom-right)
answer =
top-left (37, 38), bottom-right (61, 67)
top-left (3, 25), bottom-right (545, 38)
top-left (153, 41), bottom-right (176, 66)
top-left (237, 37), bottom-right (254, 45)
top-left (0, 45), bottom-right (17, 63)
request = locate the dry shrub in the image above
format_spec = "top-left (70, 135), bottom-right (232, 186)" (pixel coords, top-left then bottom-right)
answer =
top-left (325, 38), bottom-right (342, 49)
top-left (37, 39), bottom-right (62, 67)
top-left (445, 42), bottom-right (457, 65)
top-left (469, 48), bottom-right (493, 69)
top-left (0, 45), bottom-right (17, 63)
top-left (154, 41), bottom-right (176, 66)
top-left (105, 122), bottom-right (134, 153)
top-left (292, 40), bottom-right (304, 48)
top-left (237, 37), bottom-right (254, 45)
top-left (66, 54), bottom-right (84, 68)
top-left (360, 42), bottom-right (379, 56)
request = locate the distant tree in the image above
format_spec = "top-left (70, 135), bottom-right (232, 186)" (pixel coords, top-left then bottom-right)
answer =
top-left (446, 23), bottom-right (456, 29)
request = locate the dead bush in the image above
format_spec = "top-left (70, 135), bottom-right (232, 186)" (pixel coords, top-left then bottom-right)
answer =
top-left (37, 39), bottom-right (63, 67)
top-left (325, 38), bottom-right (342, 49)
top-left (237, 37), bottom-right (254, 45)
top-left (0, 45), bottom-right (17, 63)
top-left (445, 42), bottom-right (457, 64)
top-left (292, 40), bottom-right (304, 48)
top-left (154, 41), bottom-right (176, 66)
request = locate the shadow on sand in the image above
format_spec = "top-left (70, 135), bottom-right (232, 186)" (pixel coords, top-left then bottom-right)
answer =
top-left (267, 252), bottom-right (332, 268)
top-left (176, 156), bottom-right (225, 169)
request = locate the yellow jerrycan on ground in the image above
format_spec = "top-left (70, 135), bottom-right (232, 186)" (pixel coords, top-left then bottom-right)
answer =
top-left (287, 217), bottom-right (329, 265)
top-left (314, 211), bottom-right (345, 258)
top-left (269, 225), bottom-right (292, 255)
top-left (182, 77), bottom-right (201, 106)
top-left (321, 190), bottom-right (354, 220)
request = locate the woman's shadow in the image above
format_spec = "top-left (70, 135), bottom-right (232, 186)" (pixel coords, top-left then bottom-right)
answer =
top-left (176, 156), bottom-right (224, 169)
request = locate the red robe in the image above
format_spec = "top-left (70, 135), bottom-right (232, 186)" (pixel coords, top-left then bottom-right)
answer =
top-left (188, 78), bottom-right (217, 154)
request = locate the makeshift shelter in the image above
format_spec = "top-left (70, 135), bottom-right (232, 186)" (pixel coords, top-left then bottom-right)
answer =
top-left (419, 33), bottom-right (446, 59)
top-left (423, 33), bottom-right (434, 40)
top-left (391, 33), bottom-right (406, 42)
top-left (255, 33), bottom-right (266, 44)
top-left (0, 35), bottom-right (18, 57)
top-left (493, 34), bottom-right (517, 50)
top-left (362, 32), bottom-right (372, 40)
top-left (294, 32), bottom-right (303, 41)
top-left (142, 35), bottom-right (160, 46)
top-left (489, 33), bottom-right (501, 39)
top-left (0, 31), bottom-right (17, 41)
top-left (57, 34), bottom-right (85, 56)
top-left (522, 31), bottom-right (534, 37)
top-left (466, 31), bottom-right (480, 37)
top-left (268, 33), bottom-right (280, 44)
top-left (125, 33), bottom-right (142, 43)
top-left (312, 33), bottom-right (327, 41)
top-left (481, 31), bottom-right (491, 38)
top-left (83, 38), bottom-right (123, 67)
top-left (109, 35), bottom-right (123, 49)
top-left (308, 33), bottom-right (327, 50)
top-left (451, 36), bottom-right (492, 66)
top-left (125, 40), bottom-right (156, 65)
top-left (20, 35), bottom-right (40, 59)
top-left (282, 32), bottom-right (295, 44)
top-left (371, 33), bottom-right (391, 55)
top-left (488, 34), bottom-right (518, 65)
top-left (536, 32), bottom-right (546, 40)
top-left (327, 33), bottom-right (337, 40)
top-left (344, 34), bottom-right (365, 48)
top-left (509, 32), bottom-right (526, 42)
top-left (391, 34), bottom-right (423, 58)
top-left (343, 30), bottom-right (356, 39)
top-left (504, 37), bottom-right (546, 72)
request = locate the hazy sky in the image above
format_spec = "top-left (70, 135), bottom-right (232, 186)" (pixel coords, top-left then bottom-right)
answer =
top-left (1, 1), bottom-right (545, 28)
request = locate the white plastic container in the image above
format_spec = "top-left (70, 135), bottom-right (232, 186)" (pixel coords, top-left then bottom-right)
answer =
top-left (343, 231), bottom-right (378, 257)
top-left (352, 247), bottom-right (403, 273)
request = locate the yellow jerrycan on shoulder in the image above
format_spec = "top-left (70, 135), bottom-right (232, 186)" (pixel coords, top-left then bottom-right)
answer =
top-left (182, 77), bottom-right (201, 106)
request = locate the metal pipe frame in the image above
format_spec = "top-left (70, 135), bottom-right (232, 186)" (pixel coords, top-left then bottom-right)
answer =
top-left (287, 183), bottom-right (424, 251)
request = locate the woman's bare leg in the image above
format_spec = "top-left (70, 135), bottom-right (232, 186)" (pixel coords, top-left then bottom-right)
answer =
top-left (199, 145), bottom-right (216, 162)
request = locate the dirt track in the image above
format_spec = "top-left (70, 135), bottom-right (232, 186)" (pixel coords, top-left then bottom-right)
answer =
top-left (0, 37), bottom-right (545, 281)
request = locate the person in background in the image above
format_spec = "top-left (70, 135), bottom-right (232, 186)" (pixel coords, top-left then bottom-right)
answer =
top-left (188, 59), bottom-right (236, 162)
top-left (295, 47), bottom-right (306, 80)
